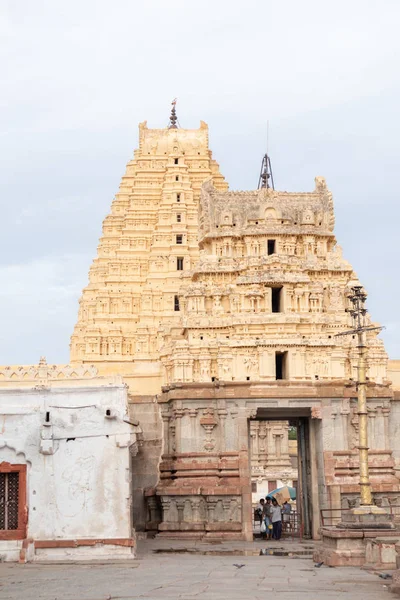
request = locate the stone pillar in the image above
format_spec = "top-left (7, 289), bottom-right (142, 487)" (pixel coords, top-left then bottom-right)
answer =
top-left (340, 399), bottom-right (350, 450)
top-left (207, 498), bottom-right (217, 523)
top-left (161, 410), bottom-right (170, 455)
top-left (382, 400), bottom-right (391, 451)
top-left (258, 421), bottom-right (268, 464)
top-left (169, 419), bottom-right (176, 454)
top-left (240, 409), bottom-right (254, 541)
top-left (176, 499), bottom-right (185, 526)
top-left (250, 420), bottom-right (259, 465)
top-left (267, 423), bottom-right (275, 458)
top-left (191, 498), bottom-right (202, 523)
top-left (368, 406), bottom-right (377, 449)
top-left (174, 406), bottom-right (184, 454)
top-left (189, 408), bottom-right (198, 452)
top-left (217, 405), bottom-right (228, 452)
top-left (309, 417), bottom-right (321, 540)
top-left (160, 497), bottom-right (171, 523)
top-left (274, 433), bottom-right (282, 459)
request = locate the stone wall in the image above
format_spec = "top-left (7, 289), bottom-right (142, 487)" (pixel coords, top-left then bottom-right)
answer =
top-left (145, 381), bottom-right (400, 540)
top-left (128, 396), bottom-right (163, 531)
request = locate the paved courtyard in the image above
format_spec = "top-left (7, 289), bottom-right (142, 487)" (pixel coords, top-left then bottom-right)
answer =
top-left (0, 539), bottom-right (391, 600)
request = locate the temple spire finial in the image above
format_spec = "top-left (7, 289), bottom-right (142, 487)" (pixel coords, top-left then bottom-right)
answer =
top-left (169, 98), bottom-right (178, 129)
top-left (258, 153), bottom-right (274, 190)
top-left (258, 122), bottom-right (274, 190)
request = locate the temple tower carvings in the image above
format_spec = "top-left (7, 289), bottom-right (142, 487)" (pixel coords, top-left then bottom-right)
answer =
top-left (70, 120), bottom-right (227, 393)
top-left (160, 179), bottom-right (388, 385)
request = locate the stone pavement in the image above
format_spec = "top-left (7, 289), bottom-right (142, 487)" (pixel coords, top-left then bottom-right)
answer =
top-left (0, 538), bottom-right (391, 600)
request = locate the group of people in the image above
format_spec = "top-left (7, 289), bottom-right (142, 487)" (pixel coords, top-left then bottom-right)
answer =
top-left (256, 497), bottom-right (291, 541)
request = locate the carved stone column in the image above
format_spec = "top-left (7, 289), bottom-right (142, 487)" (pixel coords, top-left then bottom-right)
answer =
top-left (340, 398), bottom-right (351, 450)
top-left (191, 497), bottom-right (202, 523)
top-left (176, 499), bottom-right (185, 525)
top-left (249, 420), bottom-right (259, 467)
top-left (189, 408), bottom-right (198, 452)
top-left (200, 407), bottom-right (217, 452)
top-left (382, 400), bottom-right (391, 451)
top-left (147, 495), bottom-right (161, 526)
top-left (275, 433), bottom-right (282, 459)
top-left (258, 421), bottom-right (268, 465)
top-left (222, 498), bottom-right (231, 521)
top-left (169, 419), bottom-right (176, 454)
top-left (161, 409), bottom-right (170, 455)
top-left (174, 406), bottom-right (184, 454)
top-left (217, 406), bottom-right (228, 452)
top-left (367, 406), bottom-right (377, 449)
top-left (183, 359), bottom-right (194, 382)
top-left (175, 360), bottom-right (184, 382)
top-left (207, 498), bottom-right (218, 523)
top-left (160, 497), bottom-right (171, 523)
top-left (267, 422), bottom-right (275, 461)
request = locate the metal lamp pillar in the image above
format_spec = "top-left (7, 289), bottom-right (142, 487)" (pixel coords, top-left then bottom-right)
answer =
top-left (347, 286), bottom-right (373, 505)
top-left (357, 328), bottom-right (373, 505)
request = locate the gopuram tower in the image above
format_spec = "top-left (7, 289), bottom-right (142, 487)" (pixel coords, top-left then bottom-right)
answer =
top-left (70, 104), bottom-right (227, 393)
top-left (70, 111), bottom-right (396, 541)
top-left (159, 177), bottom-right (388, 384)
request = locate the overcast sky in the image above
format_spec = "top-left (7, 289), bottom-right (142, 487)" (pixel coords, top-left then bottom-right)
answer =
top-left (1, 0), bottom-right (399, 364)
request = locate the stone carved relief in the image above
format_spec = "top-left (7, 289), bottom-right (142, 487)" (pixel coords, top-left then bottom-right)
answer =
top-left (159, 495), bottom-right (242, 525)
top-left (0, 358), bottom-right (98, 382)
top-left (200, 407), bottom-right (218, 452)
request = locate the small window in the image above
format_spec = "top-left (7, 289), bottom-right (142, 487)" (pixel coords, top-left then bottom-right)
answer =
top-left (275, 351), bottom-right (288, 380)
top-left (174, 158), bottom-right (179, 165)
top-left (0, 472), bottom-right (19, 530)
top-left (272, 287), bottom-right (282, 313)
top-left (174, 295), bottom-right (180, 311)
top-left (176, 214), bottom-right (181, 222)
top-left (175, 176), bottom-right (179, 182)
top-left (177, 194), bottom-right (181, 202)
top-left (177, 257), bottom-right (184, 271)
top-left (268, 240), bottom-right (276, 255)
top-left (176, 235), bottom-right (183, 244)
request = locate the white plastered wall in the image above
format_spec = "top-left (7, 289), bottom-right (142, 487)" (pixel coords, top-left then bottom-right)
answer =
top-left (0, 383), bottom-right (136, 561)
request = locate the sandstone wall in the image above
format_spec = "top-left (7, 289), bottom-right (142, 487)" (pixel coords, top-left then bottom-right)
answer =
top-left (128, 397), bottom-right (163, 531)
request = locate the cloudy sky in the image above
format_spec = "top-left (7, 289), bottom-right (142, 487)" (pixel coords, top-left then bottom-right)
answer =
top-left (1, 0), bottom-right (399, 364)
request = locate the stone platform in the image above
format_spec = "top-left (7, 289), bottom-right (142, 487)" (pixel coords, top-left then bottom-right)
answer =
top-left (314, 526), bottom-right (400, 568)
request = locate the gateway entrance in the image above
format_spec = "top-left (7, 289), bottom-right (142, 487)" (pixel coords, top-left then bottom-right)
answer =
top-left (249, 408), bottom-right (318, 539)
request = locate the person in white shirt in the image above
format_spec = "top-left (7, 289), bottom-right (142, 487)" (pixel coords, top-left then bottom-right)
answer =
top-left (282, 500), bottom-right (291, 532)
top-left (270, 498), bottom-right (282, 540)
